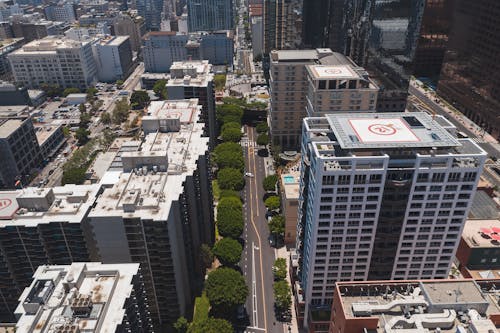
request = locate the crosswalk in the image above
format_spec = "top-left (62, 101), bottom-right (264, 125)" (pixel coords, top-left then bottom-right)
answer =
top-left (241, 138), bottom-right (257, 147)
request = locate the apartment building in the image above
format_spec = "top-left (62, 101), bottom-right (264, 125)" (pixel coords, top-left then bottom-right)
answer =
top-left (0, 185), bottom-right (100, 321)
top-left (87, 101), bottom-right (213, 328)
top-left (0, 116), bottom-right (43, 189)
top-left (328, 279), bottom-right (500, 333)
top-left (15, 262), bottom-right (154, 332)
top-left (92, 36), bottom-right (133, 82)
top-left (270, 49), bottom-right (377, 151)
top-left (280, 170), bottom-right (300, 246)
top-left (305, 64), bottom-right (378, 116)
top-left (296, 112), bottom-right (487, 328)
top-left (8, 36), bottom-right (97, 89)
top-left (166, 61), bottom-right (216, 147)
top-left (142, 32), bottom-right (188, 73)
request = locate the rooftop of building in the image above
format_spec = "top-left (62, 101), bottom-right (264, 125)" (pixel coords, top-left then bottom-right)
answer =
top-left (281, 170), bottom-right (300, 200)
top-left (307, 64), bottom-right (360, 80)
top-left (462, 219), bottom-right (500, 249)
top-left (0, 38), bottom-right (24, 50)
top-left (35, 123), bottom-right (61, 145)
top-left (470, 191), bottom-right (500, 220)
top-left (0, 118), bottom-right (23, 138)
top-left (11, 36), bottom-right (90, 54)
top-left (96, 35), bottom-right (129, 46)
top-left (336, 279), bottom-right (500, 333)
top-left (144, 98), bottom-right (199, 123)
top-left (167, 60), bottom-right (213, 86)
top-left (90, 106), bottom-right (208, 221)
top-left (15, 262), bottom-right (143, 333)
top-left (0, 184), bottom-right (101, 226)
top-left (142, 31), bottom-right (178, 39)
top-left (0, 105), bottom-right (30, 117)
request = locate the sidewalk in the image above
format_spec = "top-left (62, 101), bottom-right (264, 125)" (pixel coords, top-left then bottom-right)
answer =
top-left (275, 246), bottom-right (300, 333)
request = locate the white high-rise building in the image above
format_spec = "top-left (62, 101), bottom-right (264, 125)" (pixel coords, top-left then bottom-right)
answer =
top-left (296, 112), bottom-right (487, 327)
top-left (92, 36), bottom-right (133, 82)
top-left (8, 36), bottom-right (97, 89)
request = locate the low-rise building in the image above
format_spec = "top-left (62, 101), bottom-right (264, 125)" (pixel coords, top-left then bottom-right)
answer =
top-left (142, 32), bottom-right (187, 73)
top-left (35, 124), bottom-right (65, 161)
top-left (456, 219), bottom-right (500, 271)
top-left (44, 2), bottom-right (76, 22)
top-left (15, 262), bottom-right (154, 332)
top-left (0, 38), bottom-right (24, 78)
top-left (0, 81), bottom-right (30, 106)
top-left (280, 170), bottom-right (299, 247)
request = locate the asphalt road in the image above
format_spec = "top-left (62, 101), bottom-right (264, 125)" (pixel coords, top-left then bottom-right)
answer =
top-left (240, 126), bottom-right (283, 333)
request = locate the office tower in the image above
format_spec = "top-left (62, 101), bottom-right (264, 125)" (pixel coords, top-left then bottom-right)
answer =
top-left (269, 48), bottom-right (377, 150)
top-left (437, 0), bottom-right (500, 139)
top-left (142, 32), bottom-right (188, 73)
top-left (329, 279), bottom-right (499, 333)
top-left (296, 112), bottom-right (486, 327)
top-left (187, 0), bottom-right (233, 32)
top-left (137, 0), bottom-right (163, 30)
top-left (0, 115), bottom-right (43, 189)
top-left (44, 2), bottom-right (76, 22)
top-left (305, 64), bottom-right (378, 117)
top-left (15, 262), bottom-right (154, 332)
top-left (88, 101), bottom-right (213, 327)
top-left (199, 31), bottom-right (234, 66)
top-left (0, 185), bottom-right (99, 320)
top-left (8, 36), bottom-right (97, 89)
top-left (249, 3), bottom-right (263, 57)
top-left (114, 13), bottom-right (146, 53)
top-left (166, 61), bottom-right (216, 147)
top-left (263, 0), bottom-right (302, 54)
top-left (93, 36), bottom-right (133, 82)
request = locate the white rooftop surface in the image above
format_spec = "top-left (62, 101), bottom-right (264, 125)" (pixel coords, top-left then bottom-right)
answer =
top-left (326, 112), bottom-right (462, 149)
top-left (15, 262), bottom-right (140, 333)
top-left (143, 99), bottom-right (198, 123)
top-left (309, 65), bottom-right (358, 79)
top-left (0, 184), bottom-right (100, 226)
top-left (90, 110), bottom-right (208, 221)
top-left (169, 60), bottom-right (210, 74)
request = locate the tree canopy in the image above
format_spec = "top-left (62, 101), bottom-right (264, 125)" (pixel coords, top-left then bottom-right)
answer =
top-left (214, 74), bottom-right (226, 91)
top-left (216, 104), bottom-right (244, 125)
top-left (188, 318), bottom-right (234, 333)
top-left (256, 122), bottom-right (269, 134)
top-left (273, 280), bottom-right (292, 310)
top-left (205, 267), bottom-right (248, 311)
top-left (265, 195), bottom-right (280, 211)
top-left (213, 142), bottom-right (244, 170)
top-left (200, 244), bottom-right (214, 270)
top-left (272, 258), bottom-right (287, 280)
top-left (217, 205), bottom-right (243, 239)
top-left (217, 168), bottom-right (244, 191)
top-left (256, 133), bottom-right (268, 146)
top-left (173, 316), bottom-right (189, 333)
top-left (221, 122), bottom-right (242, 142)
top-left (130, 90), bottom-right (150, 108)
top-left (63, 87), bottom-right (80, 97)
top-left (62, 167), bottom-right (86, 185)
top-left (112, 98), bottom-right (130, 124)
top-left (269, 215), bottom-right (285, 236)
top-left (212, 238), bottom-right (243, 267)
top-left (263, 174), bottom-right (278, 192)
top-left (75, 127), bottom-right (90, 146)
top-left (153, 79), bottom-right (167, 99)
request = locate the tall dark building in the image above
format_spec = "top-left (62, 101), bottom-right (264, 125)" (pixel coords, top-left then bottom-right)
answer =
top-left (437, 0), bottom-right (500, 139)
top-left (187, 0), bottom-right (233, 32)
top-left (137, 0), bottom-right (164, 30)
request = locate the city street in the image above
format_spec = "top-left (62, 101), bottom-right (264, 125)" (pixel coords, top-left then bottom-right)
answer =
top-left (240, 126), bottom-right (286, 333)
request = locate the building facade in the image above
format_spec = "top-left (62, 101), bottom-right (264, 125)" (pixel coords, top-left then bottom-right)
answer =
top-left (296, 112), bottom-right (486, 327)
top-left (114, 13), bottom-right (146, 53)
top-left (8, 36), bottom-right (97, 89)
top-left (0, 116), bottom-right (43, 189)
top-left (199, 31), bottom-right (234, 66)
top-left (437, 0), bottom-right (500, 139)
top-left (187, 0), bottom-right (233, 32)
top-left (456, 219), bottom-right (500, 271)
top-left (263, 0), bottom-right (302, 54)
top-left (44, 3), bottom-right (76, 22)
top-left (0, 38), bottom-right (24, 79)
top-left (93, 36), bottom-right (133, 82)
top-left (15, 262), bottom-right (154, 332)
top-left (142, 32), bottom-right (188, 73)
top-left (0, 81), bottom-right (30, 106)
top-left (136, 0), bottom-right (163, 30)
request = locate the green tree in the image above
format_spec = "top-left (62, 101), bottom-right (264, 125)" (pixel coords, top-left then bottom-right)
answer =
top-left (188, 318), bottom-right (234, 333)
top-left (173, 316), bottom-right (189, 333)
top-left (200, 243), bottom-right (214, 269)
top-left (212, 238), bottom-right (243, 267)
top-left (79, 103), bottom-right (87, 113)
top-left (218, 195), bottom-right (242, 210)
top-left (62, 126), bottom-right (70, 137)
top-left (219, 189), bottom-right (241, 199)
top-left (256, 122), bottom-right (268, 134)
top-left (101, 112), bottom-right (111, 124)
top-left (40, 83), bottom-right (62, 97)
top-left (213, 142), bottom-right (244, 170)
top-left (112, 98), bottom-right (130, 124)
top-left (221, 122), bottom-right (242, 142)
top-left (153, 79), bottom-right (167, 99)
top-left (216, 104), bottom-right (243, 125)
top-left (263, 174), bottom-right (278, 192)
top-left (214, 74), bottom-right (227, 91)
top-left (273, 280), bottom-right (292, 310)
top-left (63, 87), bottom-right (80, 97)
top-left (116, 79), bottom-right (124, 87)
top-left (217, 168), bottom-right (244, 191)
top-left (272, 258), bottom-right (287, 280)
top-left (205, 268), bottom-right (248, 313)
top-left (217, 207), bottom-right (243, 239)
top-left (79, 111), bottom-right (91, 128)
top-left (130, 90), bottom-right (150, 108)
top-left (256, 133), bottom-right (268, 146)
top-left (269, 215), bottom-right (285, 236)
top-left (62, 167), bottom-right (86, 185)
top-left (75, 127), bottom-right (90, 145)
top-left (265, 196), bottom-right (280, 211)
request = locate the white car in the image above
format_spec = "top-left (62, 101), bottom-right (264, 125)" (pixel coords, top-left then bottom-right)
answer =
top-left (245, 172), bottom-right (254, 177)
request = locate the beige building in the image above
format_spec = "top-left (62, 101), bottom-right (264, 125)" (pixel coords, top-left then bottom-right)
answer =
top-left (269, 48), bottom-right (378, 151)
top-left (280, 170), bottom-right (300, 246)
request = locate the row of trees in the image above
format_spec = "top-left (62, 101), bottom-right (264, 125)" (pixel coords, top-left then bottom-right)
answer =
top-left (272, 258), bottom-right (292, 320)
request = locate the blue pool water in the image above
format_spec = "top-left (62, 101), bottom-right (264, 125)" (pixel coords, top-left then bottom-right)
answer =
top-left (283, 175), bottom-right (295, 184)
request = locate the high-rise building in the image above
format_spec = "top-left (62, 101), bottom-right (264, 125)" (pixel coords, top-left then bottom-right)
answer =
top-left (44, 2), bottom-right (76, 22)
top-left (137, 0), bottom-right (163, 30)
top-left (15, 262), bottom-right (154, 332)
top-left (93, 36), bottom-right (133, 82)
top-left (263, 0), bottom-right (302, 54)
top-left (0, 115), bottom-right (43, 189)
top-left (249, 3), bottom-right (263, 57)
top-left (8, 36), bottom-right (97, 89)
top-left (142, 32), bottom-right (188, 73)
top-left (198, 31), bottom-right (234, 66)
top-left (296, 112), bottom-right (486, 327)
top-left (114, 13), bottom-right (146, 53)
top-left (166, 61), bottom-right (216, 147)
top-left (187, 0), bottom-right (233, 32)
top-left (437, 0), bottom-right (500, 139)
top-left (269, 49), bottom-right (377, 150)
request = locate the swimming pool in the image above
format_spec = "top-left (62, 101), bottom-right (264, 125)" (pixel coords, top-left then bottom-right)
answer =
top-left (283, 175), bottom-right (295, 184)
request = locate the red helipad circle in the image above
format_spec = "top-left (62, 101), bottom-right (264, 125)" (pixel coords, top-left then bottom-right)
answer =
top-left (324, 68), bottom-right (343, 75)
top-left (368, 124), bottom-right (397, 136)
top-left (0, 199), bottom-right (12, 211)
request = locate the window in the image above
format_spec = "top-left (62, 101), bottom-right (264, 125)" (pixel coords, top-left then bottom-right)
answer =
top-left (323, 175), bottom-right (334, 185)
